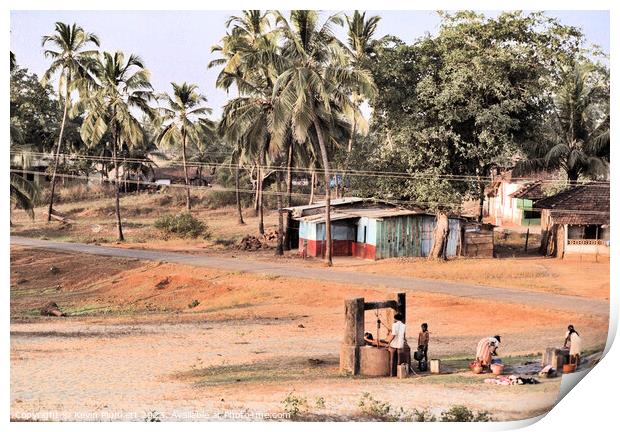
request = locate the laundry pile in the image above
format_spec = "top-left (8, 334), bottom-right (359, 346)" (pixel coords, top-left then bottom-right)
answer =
top-left (484, 375), bottom-right (539, 385)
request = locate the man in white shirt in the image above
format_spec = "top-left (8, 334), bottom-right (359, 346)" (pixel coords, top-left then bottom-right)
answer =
top-left (386, 313), bottom-right (406, 377)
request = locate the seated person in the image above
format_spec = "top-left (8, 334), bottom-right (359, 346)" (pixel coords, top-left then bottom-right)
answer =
top-left (364, 331), bottom-right (388, 348)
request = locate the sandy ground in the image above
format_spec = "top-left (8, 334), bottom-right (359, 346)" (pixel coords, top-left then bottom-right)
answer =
top-left (10, 246), bottom-right (609, 421)
top-left (10, 191), bottom-right (610, 302)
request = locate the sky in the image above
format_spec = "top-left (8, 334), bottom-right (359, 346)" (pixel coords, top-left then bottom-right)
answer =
top-left (10, 10), bottom-right (610, 119)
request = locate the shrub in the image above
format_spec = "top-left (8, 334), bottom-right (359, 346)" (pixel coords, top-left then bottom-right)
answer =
top-left (315, 396), bottom-right (326, 409)
top-left (281, 392), bottom-right (308, 419)
top-left (202, 190), bottom-right (254, 209)
top-left (439, 405), bottom-right (492, 422)
top-left (188, 299), bottom-right (200, 309)
top-left (357, 392), bottom-right (413, 421)
top-left (154, 212), bottom-right (207, 238)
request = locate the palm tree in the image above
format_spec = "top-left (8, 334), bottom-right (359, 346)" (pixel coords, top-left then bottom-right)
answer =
top-left (41, 22), bottom-right (100, 222)
top-left (271, 10), bottom-right (376, 266)
top-left (80, 51), bottom-right (154, 241)
top-left (338, 11), bottom-right (380, 197)
top-left (157, 82), bottom-right (213, 210)
top-left (211, 10), bottom-right (278, 234)
top-left (515, 61), bottom-right (609, 183)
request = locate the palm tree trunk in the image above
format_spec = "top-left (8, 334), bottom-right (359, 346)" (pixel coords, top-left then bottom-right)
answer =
top-left (181, 130), bottom-right (191, 211)
top-left (47, 88), bottom-right (70, 222)
top-left (112, 128), bottom-right (124, 241)
top-left (340, 116), bottom-right (356, 198)
top-left (253, 160), bottom-right (260, 216)
top-left (275, 168), bottom-right (284, 256)
top-left (235, 153), bottom-right (245, 225)
top-left (309, 169), bottom-right (316, 205)
top-left (286, 141), bottom-right (293, 207)
top-left (283, 141), bottom-right (293, 250)
top-left (313, 119), bottom-right (332, 267)
top-left (258, 150), bottom-right (265, 235)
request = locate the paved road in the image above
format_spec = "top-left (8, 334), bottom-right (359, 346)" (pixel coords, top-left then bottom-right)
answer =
top-left (11, 236), bottom-right (609, 317)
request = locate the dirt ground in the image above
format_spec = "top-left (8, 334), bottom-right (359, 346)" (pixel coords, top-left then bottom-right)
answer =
top-left (10, 246), bottom-right (609, 421)
top-left (10, 191), bottom-right (610, 302)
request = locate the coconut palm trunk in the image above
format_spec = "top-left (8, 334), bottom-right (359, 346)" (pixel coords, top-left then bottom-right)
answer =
top-left (309, 169), bottom-right (316, 204)
top-left (47, 88), bottom-right (69, 222)
top-left (283, 140), bottom-right (293, 250)
top-left (258, 149), bottom-right (265, 235)
top-left (339, 117), bottom-right (356, 198)
top-left (286, 141), bottom-right (293, 206)
top-left (235, 154), bottom-right (245, 225)
top-left (181, 129), bottom-right (191, 210)
top-left (112, 125), bottom-right (124, 241)
top-left (253, 160), bottom-right (260, 216)
top-left (275, 168), bottom-right (284, 256)
top-left (313, 119), bottom-right (332, 266)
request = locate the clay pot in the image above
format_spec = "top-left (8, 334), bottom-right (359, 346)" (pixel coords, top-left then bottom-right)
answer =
top-left (563, 363), bottom-right (576, 374)
top-left (490, 363), bottom-right (504, 375)
top-left (472, 365), bottom-right (483, 374)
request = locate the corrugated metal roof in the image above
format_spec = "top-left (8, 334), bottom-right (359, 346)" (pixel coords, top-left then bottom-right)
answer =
top-left (299, 207), bottom-right (428, 223)
top-left (283, 197), bottom-right (365, 212)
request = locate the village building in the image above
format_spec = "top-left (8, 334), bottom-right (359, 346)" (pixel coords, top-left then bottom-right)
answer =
top-left (535, 183), bottom-right (610, 258)
top-left (484, 170), bottom-right (552, 227)
top-left (283, 198), bottom-right (494, 260)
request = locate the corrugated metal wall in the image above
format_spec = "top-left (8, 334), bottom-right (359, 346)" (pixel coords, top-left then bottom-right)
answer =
top-left (375, 215), bottom-right (462, 259)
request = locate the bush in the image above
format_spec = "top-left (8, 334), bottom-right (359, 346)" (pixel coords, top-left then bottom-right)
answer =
top-left (281, 392), bottom-right (308, 419)
top-left (357, 392), bottom-right (413, 421)
top-left (202, 190), bottom-right (253, 209)
top-left (439, 405), bottom-right (492, 422)
top-left (154, 212), bottom-right (208, 238)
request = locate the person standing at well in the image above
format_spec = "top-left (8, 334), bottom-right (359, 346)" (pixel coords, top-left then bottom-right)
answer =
top-left (564, 325), bottom-right (582, 366)
top-left (386, 313), bottom-right (406, 377)
top-left (418, 323), bottom-right (430, 363)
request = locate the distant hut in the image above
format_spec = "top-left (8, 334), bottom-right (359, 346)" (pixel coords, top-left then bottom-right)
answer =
top-left (535, 183), bottom-right (610, 258)
top-left (283, 198), bottom-right (494, 260)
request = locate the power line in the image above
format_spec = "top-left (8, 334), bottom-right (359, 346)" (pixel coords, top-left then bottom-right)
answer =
top-left (11, 168), bottom-right (611, 215)
top-left (10, 150), bottom-right (611, 186)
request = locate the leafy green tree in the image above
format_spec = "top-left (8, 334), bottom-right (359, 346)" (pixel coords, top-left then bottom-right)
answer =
top-left (79, 51), bottom-right (155, 241)
top-left (10, 66), bottom-right (61, 152)
top-left (157, 82), bottom-right (213, 210)
top-left (365, 12), bottom-right (586, 258)
top-left (41, 22), bottom-right (100, 222)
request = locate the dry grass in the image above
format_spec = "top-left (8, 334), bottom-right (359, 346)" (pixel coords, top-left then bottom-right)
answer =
top-left (338, 257), bottom-right (609, 300)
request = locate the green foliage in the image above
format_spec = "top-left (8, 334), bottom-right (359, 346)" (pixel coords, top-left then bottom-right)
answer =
top-left (281, 392), bottom-right (308, 418)
top-left (439, 405), bottom-right (492, 422)
top-left (357, 393), bottom-right (492, 422)
top-left (314, 396), bottom-right (326, 409)
top-left (10, 66), bottom-right (61, 152)
top-left (187, 299), bottom-right (200, 309)
top-left (364, 11), bottom-right (594, 211)
top-left (154, 212), bottom-right (208, 238)
top-left (357, 392), bottom-right (414, 421)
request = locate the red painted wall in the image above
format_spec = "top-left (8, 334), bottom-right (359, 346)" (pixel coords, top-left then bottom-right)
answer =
top-left (352, 242), bottom-right (377, 260)
top-left (299, 238), bottom-right (376, 260)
